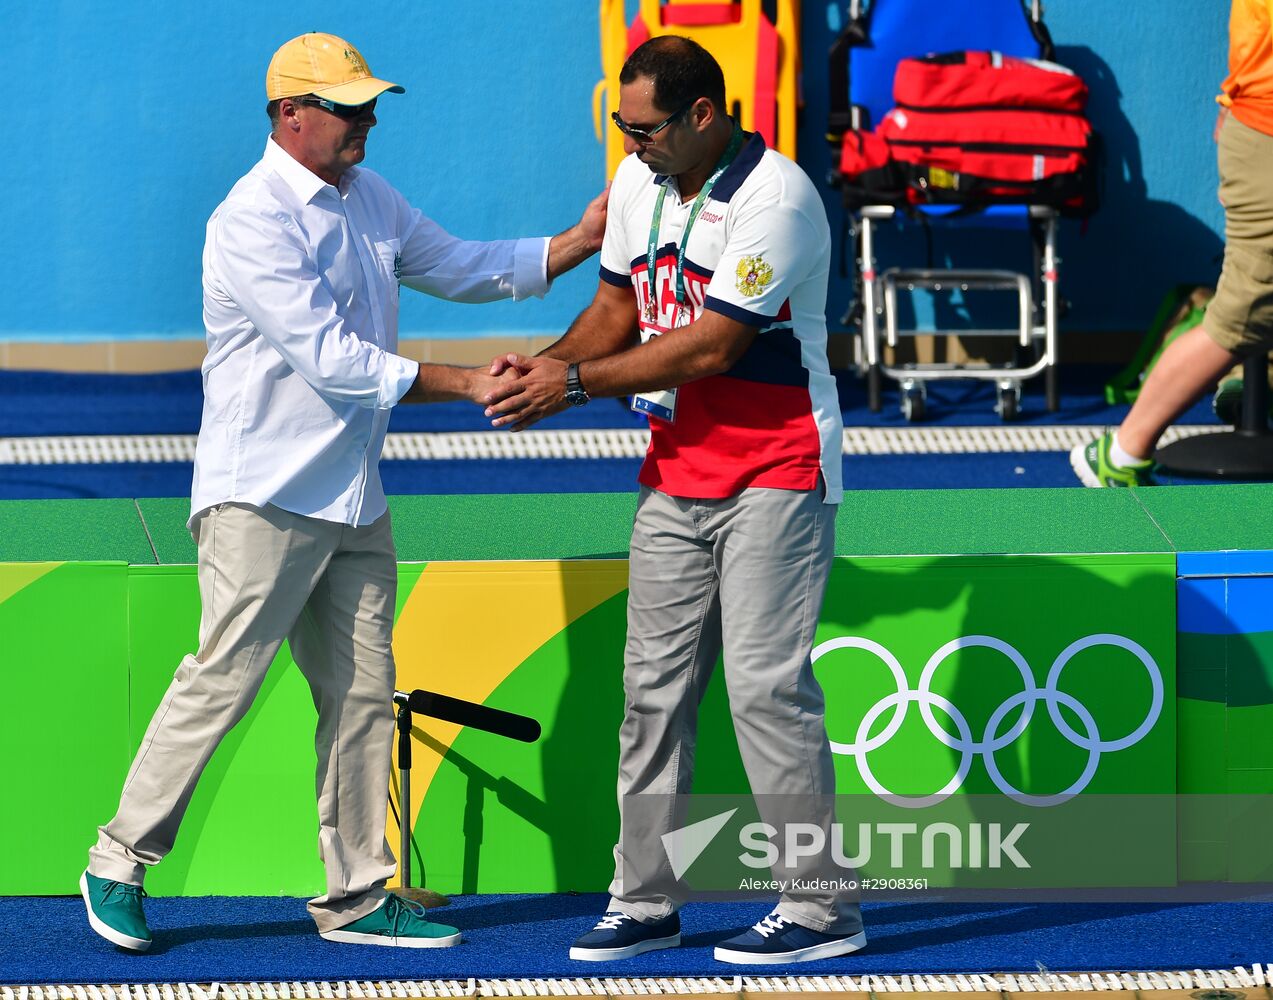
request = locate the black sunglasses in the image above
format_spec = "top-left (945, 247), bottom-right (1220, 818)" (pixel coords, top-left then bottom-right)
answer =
top-left (294, 95), bottom-right (377, 120)
top-left (611, 101), bottom-right (696, 143)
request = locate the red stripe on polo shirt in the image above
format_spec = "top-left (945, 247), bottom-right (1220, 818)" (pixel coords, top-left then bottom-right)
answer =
top-left (638, 375), bottom-right (823, 499)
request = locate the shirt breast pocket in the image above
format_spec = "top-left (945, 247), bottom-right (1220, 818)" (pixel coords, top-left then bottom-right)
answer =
top-left (374, 238), bottom-right (402, 290)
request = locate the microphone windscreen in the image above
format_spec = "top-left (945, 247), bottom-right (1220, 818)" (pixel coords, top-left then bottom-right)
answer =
top-left (405, 689), bottom-right (541, 743)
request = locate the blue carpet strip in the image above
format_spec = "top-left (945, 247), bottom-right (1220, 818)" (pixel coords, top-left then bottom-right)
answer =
top-left (0, 367), bottom-right (1222, 437)
top-left (0, 367), bottom-right (1237, 497)
top-left (3, 894), bottom-right (1271, 986)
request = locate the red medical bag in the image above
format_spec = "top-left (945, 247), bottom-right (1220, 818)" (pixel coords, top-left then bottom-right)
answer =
top-left (838, 51), bottom-right (1098, 214)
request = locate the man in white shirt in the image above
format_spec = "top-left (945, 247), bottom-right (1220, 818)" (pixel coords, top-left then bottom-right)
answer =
top-left (80, 32), bottom-right (605, 952)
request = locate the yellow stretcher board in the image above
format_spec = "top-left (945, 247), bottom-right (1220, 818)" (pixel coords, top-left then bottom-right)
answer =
top-left (594, 0), bottom-right (801, 177)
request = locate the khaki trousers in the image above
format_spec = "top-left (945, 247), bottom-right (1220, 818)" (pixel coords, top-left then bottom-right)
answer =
top-left (1206, 112), bottom-right (1273, 353)
top-left (88, 503), bottom-right (398, 932)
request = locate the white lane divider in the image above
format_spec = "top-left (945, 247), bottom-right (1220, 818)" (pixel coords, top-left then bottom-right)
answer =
top-left (0, 426), bottom-right (1222, 465)
top-left (0, 967), bottom-right (1268, 996)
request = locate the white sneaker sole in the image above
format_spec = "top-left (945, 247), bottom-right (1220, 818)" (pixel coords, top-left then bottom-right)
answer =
top-left (320, 927), bottom-right (461, 948)
top-left (1069, 443), bottom-right (1105, 488)
top-left (569, 932), bottom-right (681, 961)
top-left (80, 872), bottom-right (151, 952)
top-left (714, 929), bottom-right (867, 965)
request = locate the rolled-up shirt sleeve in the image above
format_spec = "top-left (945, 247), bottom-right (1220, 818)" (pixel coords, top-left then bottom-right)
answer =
top-left (395, 196), bottom-right (550, 302)
top-left (212, 207), bottom-right (419, 409)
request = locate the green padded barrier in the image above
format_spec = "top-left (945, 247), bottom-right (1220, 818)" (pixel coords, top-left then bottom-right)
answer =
top-left (0, 499), bottom-right (156, 564)
top-left (388, 494), bottom-right (637, 562)
top-left (835, 488), bottom-right (1173, 555)
top-left (134, 498), bottom-right (194, 565)
top-left (124, 565), bottom-right (325, 896)
top-left (0, 563), bottom-right (132, 892)
top-left (417, 552), bottom-right (1178, 894)
top-left (135, 495), bottom-right (640, 565)
top-left (2, 487), bottom-right (1268, 895)
top-left (11, 486), bottom-right (1272, 566)
top-left (116, 564), bottom-right (431, 897)
top-left (131, 488), bottom-right (1196, 565)
top-left (1134, 484), bottom-right (1273, 552)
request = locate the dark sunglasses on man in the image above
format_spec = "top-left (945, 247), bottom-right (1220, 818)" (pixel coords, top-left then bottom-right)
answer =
top-left (610, 101), bottom-right (695, 144)
top-left (294, 95), bottom-right (377, 120)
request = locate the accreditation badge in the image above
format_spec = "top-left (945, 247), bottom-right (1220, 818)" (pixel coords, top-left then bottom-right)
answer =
top-left (631, 320), bottom-right (678, 423)
top-left (632, 387), bottom-right (678, 423)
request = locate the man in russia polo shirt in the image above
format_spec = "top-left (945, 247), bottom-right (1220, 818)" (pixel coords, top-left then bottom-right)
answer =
top-left (482, 35), bottom-right (865, 966)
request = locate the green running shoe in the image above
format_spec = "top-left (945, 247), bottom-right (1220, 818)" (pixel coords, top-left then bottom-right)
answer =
top-left (1212, 377), bottom-right (1245, 426)
top-left (320, 893), bottom-right (461, 948)
top-left (81, 870), bottom-right (151, 951)
top-left (1070, 431), bottom-right (1156, 487)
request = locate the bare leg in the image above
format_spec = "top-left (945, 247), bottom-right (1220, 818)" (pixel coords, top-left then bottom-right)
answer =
top-left (1118, 325), bottom-right (1239, 459)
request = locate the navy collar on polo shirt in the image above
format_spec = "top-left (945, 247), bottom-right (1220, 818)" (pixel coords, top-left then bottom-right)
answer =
top-left (711, 131), bottom-right (766, 202)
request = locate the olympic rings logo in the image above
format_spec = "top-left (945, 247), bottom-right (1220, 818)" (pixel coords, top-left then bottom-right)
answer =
top-left (811, 634), bottom-right (1163, 809)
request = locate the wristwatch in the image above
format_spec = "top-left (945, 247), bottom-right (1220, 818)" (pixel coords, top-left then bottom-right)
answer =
top-left (565, 363), bottom-right (591, 407)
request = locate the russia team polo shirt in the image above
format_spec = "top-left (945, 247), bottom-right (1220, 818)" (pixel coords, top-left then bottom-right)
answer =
top-left (598, 133), bottom-right (843, 504)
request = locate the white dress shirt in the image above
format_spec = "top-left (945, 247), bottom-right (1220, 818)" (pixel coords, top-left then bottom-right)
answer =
top-left (193, 137), bottom-right (550, 526)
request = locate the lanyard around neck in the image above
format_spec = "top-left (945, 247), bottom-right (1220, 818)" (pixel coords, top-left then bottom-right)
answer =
top-left (646, 121), bottom-right (745, 313)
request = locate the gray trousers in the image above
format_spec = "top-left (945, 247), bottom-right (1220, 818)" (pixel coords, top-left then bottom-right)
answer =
top-left (608, 486), bottom-right (862, 934)
top-left (88, 503), bottom-right (398, 932)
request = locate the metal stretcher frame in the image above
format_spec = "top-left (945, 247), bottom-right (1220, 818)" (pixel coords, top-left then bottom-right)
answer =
top-left (843, 0), bottom-right (1063, 422)
top-left (856, 204), bottom-right (1061, 420)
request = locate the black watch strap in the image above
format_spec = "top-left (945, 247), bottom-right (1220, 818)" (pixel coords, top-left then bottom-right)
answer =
top-left (565, 363), bottom-right (591, 406)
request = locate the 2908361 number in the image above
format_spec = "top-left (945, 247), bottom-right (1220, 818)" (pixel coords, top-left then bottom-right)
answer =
top-left (859, 878), bottom-right (929, 891)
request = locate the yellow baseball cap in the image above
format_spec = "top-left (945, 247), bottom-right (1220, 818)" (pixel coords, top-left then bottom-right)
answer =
top-left (266, 32), bottom-right (405, 105)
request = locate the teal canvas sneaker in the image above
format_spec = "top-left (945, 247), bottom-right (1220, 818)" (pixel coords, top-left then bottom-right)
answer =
top-left (80, 870), bottom-right (151, 951)
top-left (320, 893), bottom-right (461, 948)
top-left (1069, 432), bottom-right (1155, 487)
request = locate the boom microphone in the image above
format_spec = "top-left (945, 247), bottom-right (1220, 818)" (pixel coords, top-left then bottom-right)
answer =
top-left (393, 689), bottom-right (541, 743)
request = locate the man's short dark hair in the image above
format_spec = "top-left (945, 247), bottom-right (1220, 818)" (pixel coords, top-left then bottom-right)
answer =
top-left (619, 36), bottom-right (727, 116)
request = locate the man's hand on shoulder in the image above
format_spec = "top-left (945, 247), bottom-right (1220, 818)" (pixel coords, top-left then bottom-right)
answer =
top-left (482, 354), bottom-right (570, 432)
top-left (577, 184), bottom-right (610, 250)
top-left (546, 185), bottom-right (610, 280)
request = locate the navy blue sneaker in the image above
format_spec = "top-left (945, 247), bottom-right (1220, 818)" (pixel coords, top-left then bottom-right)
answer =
top-left (569, 911), bottom-right (681, 961)
top-left (714, 911), bottom-right (867, 964)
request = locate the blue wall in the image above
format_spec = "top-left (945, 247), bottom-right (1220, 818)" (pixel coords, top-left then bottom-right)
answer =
top-left (5, 1), bottom-right (1228, 343)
